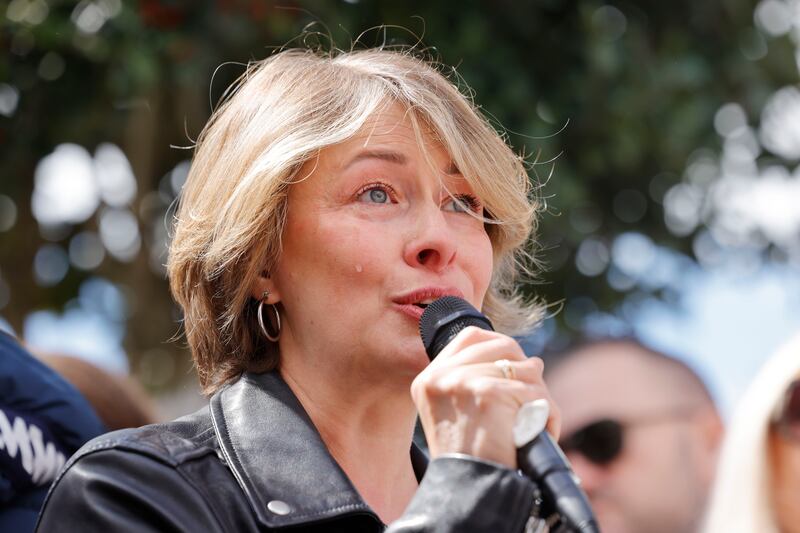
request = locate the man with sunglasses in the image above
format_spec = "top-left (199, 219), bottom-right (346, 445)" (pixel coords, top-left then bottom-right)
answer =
top-left (544, 338), bottom-right (723, 533)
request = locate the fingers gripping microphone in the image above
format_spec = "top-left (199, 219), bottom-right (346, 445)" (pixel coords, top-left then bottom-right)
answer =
top-left (419, 297), bottom-right (599, 533)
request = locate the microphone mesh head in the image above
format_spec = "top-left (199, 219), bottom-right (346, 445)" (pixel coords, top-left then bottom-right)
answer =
top-left (419, 296), bottom-right (493, 360)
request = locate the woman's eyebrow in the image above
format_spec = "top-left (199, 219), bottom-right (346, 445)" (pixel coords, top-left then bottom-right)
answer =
top-left (343, 149), bottom-right (462, 176)
top-left (344, 149), bottom-right (407, 169)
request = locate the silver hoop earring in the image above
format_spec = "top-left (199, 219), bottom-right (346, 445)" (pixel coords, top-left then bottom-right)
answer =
top-left (257, 294), bottom-right (281, 342)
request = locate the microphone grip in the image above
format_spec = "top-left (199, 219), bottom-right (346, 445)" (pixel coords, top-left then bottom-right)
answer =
top-left (419, 297), bottom-right (599, 532)
top-left (517, 433), bottom-right (600, 533)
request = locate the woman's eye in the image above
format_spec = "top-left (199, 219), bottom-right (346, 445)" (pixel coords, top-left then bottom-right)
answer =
top-left (357, 185), bottom-right (393, 204)
top-left (444, 194), bottom-right (482, 214)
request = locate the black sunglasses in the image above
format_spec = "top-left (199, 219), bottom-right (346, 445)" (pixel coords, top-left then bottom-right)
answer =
top-left (559, 419), bottom-right (624, 466)
top-left (559, 408), bottom-right (699, 466)
top-left (773, 379), bottom-right (800, 441)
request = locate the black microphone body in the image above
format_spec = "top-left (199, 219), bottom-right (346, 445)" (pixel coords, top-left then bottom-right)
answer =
top-left (419, 296), bottom-right (599, 533)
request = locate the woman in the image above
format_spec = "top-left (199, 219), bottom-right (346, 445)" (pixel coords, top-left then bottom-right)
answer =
top-left (703, 333), bottom-right (800, 533)
top-left (37, 47), bottom-right (557, 532)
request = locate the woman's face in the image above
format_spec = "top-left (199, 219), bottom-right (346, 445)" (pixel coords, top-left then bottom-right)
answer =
top-left (769, 380), bottom-right (800, 533)
top-left (263, 104), bottom-right (494, 382)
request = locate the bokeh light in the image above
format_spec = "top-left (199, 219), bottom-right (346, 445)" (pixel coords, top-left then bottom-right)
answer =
top-left (94, 143), bottom-right (137, 206)
top-left (760, 86), bottom-right (800, 160)
top-left (32, 144), bottom-right (100, 226)
top-left (709, 165), bottom-right (800, 251)
top-left (69, 231), bottom-right (105, 270)
top-left (71, 0), bottom-right (122, 34)
top-left (33, 244), bottom-right (69, 287)
top-left (37, 52), bottom-right (65, 81)
top-left (591, 5), bottom-right (627, 42)
top-left (606, 264), bottom-right (634, 291)
top-left (575, 237), bottom-right (610, 277)
top-left (5, 0), bottom-right (49, 26)
top-left (663, 183), bottom-right (703, 236)
top-left (754, 0), bottom-right (796, 36)
top-left (78, 277), bottom-right (128, 321)
top-left (0, 195), bottom-right (18, 232)
top-left (98, 207), bottom-right (141, 262)
top-left (0, 83), bottom-right (20, 117)
top-left (714, 103), bottom-right (748, 138)
top-left (611, 232), bottom-right (656, 281)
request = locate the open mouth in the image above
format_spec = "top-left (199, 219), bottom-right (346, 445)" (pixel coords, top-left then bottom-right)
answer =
top-left (412, 299), bottom-right (436, 310)
top-left (393, 289), bottom-right (462, 314)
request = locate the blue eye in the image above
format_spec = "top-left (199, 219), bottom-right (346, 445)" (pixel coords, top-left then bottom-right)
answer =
top-left (357, 185), bottom-right (392, 204)
top-left (368, 189), bottom-right (388, 203)
top-left (444, 194), bottom-right (482, 214)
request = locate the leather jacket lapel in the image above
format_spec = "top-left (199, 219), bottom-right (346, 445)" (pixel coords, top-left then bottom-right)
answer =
top-left (210, 371), bottom-right (375, 528)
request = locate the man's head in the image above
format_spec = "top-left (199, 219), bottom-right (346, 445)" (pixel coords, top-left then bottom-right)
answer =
top-left (544, 338), bottom-right (723, 533)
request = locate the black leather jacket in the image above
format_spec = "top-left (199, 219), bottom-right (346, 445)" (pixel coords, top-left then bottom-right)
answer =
top-left (36, 371), bottom-right (538, 532)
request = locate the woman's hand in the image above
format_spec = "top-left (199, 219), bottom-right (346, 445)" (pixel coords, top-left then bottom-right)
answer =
top-left (410, 326), bottom-right (560, 469)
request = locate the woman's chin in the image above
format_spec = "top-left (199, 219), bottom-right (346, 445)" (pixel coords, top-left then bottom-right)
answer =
top-left (386, 340), bottom-right (431, 377)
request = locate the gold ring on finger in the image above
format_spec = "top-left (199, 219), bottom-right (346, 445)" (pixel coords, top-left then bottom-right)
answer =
top-left (495, 359), bottom-right (516, 380)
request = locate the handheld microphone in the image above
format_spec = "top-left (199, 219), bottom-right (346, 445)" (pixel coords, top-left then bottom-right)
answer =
top-left (419, 296), bottom-right (599, 533)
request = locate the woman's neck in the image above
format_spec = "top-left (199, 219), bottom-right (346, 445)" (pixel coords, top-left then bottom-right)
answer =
top-left (279, 356), bottom-right (420, 523)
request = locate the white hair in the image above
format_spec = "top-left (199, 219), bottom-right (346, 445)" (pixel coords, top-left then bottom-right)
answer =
top-left (702, 332), bottom-right (800, 532)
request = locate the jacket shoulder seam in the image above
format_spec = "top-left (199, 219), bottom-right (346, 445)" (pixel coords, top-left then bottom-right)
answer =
top-left (39, 444), bottom-right (227, 532)
top-left (68, 433), bottom-right (216, 471)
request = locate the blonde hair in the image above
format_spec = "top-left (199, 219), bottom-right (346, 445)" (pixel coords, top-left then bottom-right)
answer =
top-left (168, 47), bottom-right (543, 394)
top-left (703, 332), bottom-right (800, 533)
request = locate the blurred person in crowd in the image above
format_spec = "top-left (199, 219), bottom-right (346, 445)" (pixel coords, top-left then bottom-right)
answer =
top-left (37, 46), bottom-right (559, 532)
top-left (544, 338), bottom-right (723, 533)
top-left (703, 332), bottom-right (800, 533)
top-left (36, 353), bottom-right (158, 430)
top-left (0, 331), bottom-right (106, 532)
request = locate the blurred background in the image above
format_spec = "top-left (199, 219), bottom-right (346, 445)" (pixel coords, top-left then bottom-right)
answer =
top-left (1, 0), bottom-right (799, 419)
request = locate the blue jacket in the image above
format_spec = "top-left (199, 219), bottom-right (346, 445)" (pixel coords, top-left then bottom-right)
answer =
top-left (0, 331), bottom-right (106, 531)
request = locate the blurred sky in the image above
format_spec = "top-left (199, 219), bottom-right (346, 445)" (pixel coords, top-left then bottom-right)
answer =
top-left (634, 262), bottom-right (800, 417)
top-left (523, 254), bottom-right (800, 418)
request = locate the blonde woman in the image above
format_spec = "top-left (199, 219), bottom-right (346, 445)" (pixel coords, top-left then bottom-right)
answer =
top-left (37, 47), bottom-right (559, 532)
top-left (703, 333), bottom-right (800, 533)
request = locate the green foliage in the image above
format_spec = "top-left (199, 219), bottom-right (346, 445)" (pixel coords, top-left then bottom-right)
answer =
top-left (0, 0), bottom-right (797, 386)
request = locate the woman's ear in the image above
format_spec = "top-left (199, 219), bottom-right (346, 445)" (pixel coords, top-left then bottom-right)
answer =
top-left (251, 273), bottom-right (281, 303)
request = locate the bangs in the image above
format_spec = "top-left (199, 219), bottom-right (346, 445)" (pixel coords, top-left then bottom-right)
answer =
top-left (413, 103), bottom-right (536, 257)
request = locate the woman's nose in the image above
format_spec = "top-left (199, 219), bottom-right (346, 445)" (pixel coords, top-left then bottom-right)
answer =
top-left (403, 207), bottom-right (457, 272)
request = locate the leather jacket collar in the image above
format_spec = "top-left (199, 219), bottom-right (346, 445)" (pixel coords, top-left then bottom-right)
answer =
top-left (209, 371), bottom-right (428, 529)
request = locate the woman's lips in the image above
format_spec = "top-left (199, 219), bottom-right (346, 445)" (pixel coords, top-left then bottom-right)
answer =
top-left (394, 303), bottom-right (426, 322)
top-left (392, 286), bottom-right (464, 323)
